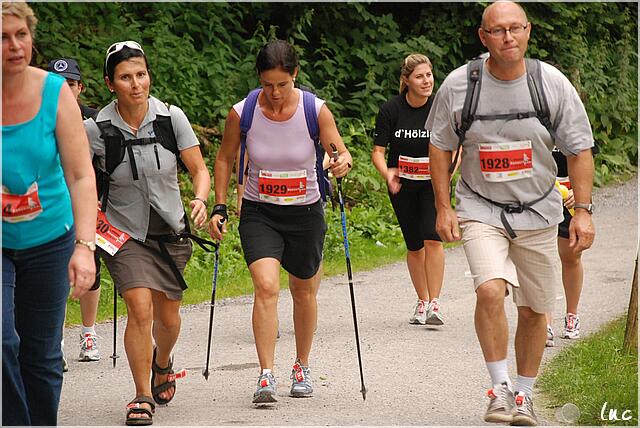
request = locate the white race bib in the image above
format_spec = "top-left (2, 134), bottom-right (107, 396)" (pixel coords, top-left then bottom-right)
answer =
top-left (479, 140), bottom-right (533, 182)
top-left (95, 208), bottom-right (130, 255)
top-left (398, 156), bottom-right (431, 180)
top-left (258, 170), bottom-right (307, 205)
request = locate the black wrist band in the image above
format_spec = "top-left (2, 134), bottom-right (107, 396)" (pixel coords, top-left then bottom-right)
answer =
top-left (210, 203), bottom-right (228, 221)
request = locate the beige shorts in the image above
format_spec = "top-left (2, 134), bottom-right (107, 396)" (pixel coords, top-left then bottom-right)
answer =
top-left (459, 220), bottom-right (559, 314)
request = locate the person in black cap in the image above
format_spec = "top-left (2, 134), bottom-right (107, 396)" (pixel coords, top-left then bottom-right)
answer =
top-left (48, 57), bottom-right (102, 370)
top-left (48, 57), bottom-right (98, 120)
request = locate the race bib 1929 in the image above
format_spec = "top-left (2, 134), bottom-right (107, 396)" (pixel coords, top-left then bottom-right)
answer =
top-left (258, 170), bottom-right (307, 205)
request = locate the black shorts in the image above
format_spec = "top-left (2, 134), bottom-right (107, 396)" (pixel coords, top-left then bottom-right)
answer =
top-left (557, 207), bottom-right (572, 239)
top-left (239, 199), bottom-right (327, 279)
top-left (389, 183), bottom-right (441, 251)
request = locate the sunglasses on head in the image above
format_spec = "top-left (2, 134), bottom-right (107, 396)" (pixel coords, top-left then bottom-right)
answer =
top-left (105, 41), bottom-right (144, 69)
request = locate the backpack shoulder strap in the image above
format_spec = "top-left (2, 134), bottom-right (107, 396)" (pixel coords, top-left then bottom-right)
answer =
top-left (525, 58), bottom-right (556, 142)
top-left (96, 120), bottom-right (126, 175)
top-left (95, 119), bottom-right (127, 211)
top-left (153, 105), bottom-right (187, 171)
top-left (238, 88), bottom-right (261, 185)
top-left (302, 90), bottom-right (320, 144)
top-left (302, 90), bottom-right (330, 202)
top-left (459, 57), bottom-right (484, 136)
top-left (448, 58), bottom-right (484, 173)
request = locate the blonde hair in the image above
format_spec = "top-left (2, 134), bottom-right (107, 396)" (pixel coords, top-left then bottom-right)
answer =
top-left (2, 1), bottom-right (38, 37)
top-left (399, 53), bottom-right (432, 94)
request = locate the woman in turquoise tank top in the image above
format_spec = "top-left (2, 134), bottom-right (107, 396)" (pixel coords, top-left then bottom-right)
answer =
top-left (2, 3), bottom-right (97, 425)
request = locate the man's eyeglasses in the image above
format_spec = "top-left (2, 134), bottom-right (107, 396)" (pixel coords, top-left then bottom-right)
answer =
top-left (481, 23), bottom-right (529, 38)
top-left (105, 41), bottom-right (144, 69)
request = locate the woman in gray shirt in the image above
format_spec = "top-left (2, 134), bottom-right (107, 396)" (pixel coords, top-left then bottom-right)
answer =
top-left (84, 41), bottom-right (210, 425)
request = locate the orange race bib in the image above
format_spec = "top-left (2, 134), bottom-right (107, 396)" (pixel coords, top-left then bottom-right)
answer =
top-left (95, 208), bottom-right (130, 255)
top-left (2, 182), bottom-right (43, 223)
top-left (398, 156), bottom-right (431, 180)
top-left (479, 140), bottom-right (533, 182)
top-left (258, 170), bottom-right (307, 205)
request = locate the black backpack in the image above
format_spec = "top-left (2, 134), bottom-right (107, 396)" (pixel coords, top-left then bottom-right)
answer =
top-left (94, 105), bottom-right (186, 213)
top-left (449, 57), bottom-right (555, 173)
top-left (452, 57), bottom-right (557, 239)
top-left (93, 105), bottom-right (216, 291)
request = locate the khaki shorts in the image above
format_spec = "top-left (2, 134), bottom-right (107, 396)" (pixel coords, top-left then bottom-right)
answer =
top-left (459, 220), bottom-right (559, 314)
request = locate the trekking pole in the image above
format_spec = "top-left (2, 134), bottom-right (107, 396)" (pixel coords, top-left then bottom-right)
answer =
top-left (203, 220), bottom-right (224, 380)
top-left (110, 284), bottom-right (119, 368)
top-left (330, 143), bottom-right (367, 400)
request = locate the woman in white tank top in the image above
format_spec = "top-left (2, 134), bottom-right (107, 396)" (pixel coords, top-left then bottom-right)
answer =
top-left (208, 40), bottom-right (352, 404)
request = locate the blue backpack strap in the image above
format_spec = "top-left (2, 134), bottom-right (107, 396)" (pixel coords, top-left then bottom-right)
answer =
top-left (238, 88), bottom-right (261, 185)
top-left (302, 90), bottom-right (329, 201)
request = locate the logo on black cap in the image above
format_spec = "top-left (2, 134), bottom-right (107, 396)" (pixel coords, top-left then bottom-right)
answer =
top-left (54, 60), bottom-right (69, 73)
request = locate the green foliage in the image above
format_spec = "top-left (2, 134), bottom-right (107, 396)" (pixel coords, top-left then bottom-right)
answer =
top-left (31, 2), bottom-right (637, 187)
top-left (35, 3), bottom-right (634, 321)
top-left (538, 316), bottom-right (638, 426)
top-left (524, 2), bottom-right (638, 185)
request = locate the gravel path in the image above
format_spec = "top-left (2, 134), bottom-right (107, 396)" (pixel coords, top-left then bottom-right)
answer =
top-left (59, 177), bottom-right (637, 426)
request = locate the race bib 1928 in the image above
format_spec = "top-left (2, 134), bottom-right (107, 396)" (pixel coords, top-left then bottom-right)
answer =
top-left (479, 140), bottom-right (533, 182)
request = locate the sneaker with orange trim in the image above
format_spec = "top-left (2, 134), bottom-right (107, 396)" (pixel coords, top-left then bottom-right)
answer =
top-left (484, 382), bottom-right (514, 423)
top-left (511, 391), bottom-right (538, 426)
top-left (290, 360), bottom-right (313, 398)
top-left (252, 372), bottom-right (277, 404)
top-left (426, 298), bottom-right (444, 326)
top-left (563, 313), bottom-right (580, 339)
top-left (78, 332), bottom-right (100, 362)
top-left (409, 299), bottom-right (427, 325)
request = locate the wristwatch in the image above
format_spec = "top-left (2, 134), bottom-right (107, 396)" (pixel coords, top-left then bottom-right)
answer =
top-left (75, 239), bottom-right (97, 252)
top-left (573, 203), bottom-right (594, 214)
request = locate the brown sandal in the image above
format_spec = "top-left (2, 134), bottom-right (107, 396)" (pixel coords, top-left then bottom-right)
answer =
top-left (151, 347), bottom-right (176, 405)
top-left (125, 395), bottom-right (155, 426)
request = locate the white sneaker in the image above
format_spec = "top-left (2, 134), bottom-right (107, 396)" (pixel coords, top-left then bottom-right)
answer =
top-left (426, 298), bottom-right (444, 326)
top-left (545, 325), bottom-right (555, 347)
top-left (563, 313), bottom-right (580, 339)
top-left (409, 300), bottom-right (427, 325)
top-left (78, 332), bottom-right (100, 362)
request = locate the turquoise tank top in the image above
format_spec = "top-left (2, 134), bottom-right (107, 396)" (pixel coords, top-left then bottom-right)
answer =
top-left (2, 72), bottom-right (74, 249)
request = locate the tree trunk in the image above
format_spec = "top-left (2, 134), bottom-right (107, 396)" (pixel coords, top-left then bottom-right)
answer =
top-left (623, 251), bottom-right (638, 354)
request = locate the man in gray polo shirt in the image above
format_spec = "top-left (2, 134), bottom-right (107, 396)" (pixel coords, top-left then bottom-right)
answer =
top-left (427, 1), bottom-right (595, 425)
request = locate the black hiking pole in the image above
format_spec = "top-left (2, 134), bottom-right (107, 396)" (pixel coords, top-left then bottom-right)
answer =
top-left (110, 285), bottom-right (119, 368)
top-left (203, 220), bottom-right (224, 380)
top-left (330, 144), bottom-right (367, 400)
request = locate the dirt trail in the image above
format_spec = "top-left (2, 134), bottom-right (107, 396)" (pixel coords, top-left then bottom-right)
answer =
top-left (59, 178), bottom-right (637, 426)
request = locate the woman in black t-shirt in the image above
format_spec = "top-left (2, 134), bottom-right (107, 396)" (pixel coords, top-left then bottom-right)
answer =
top-left (372, 54), bottom-right (445, 326)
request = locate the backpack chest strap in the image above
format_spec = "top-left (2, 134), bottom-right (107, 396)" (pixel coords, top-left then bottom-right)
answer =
top-left (460, 177), bottom-right (555, 239)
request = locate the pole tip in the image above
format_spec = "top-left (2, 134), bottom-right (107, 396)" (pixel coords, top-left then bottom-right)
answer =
top-left (361, 386), bottom-right (367, 400)
top-left (202, 369), bottom-right (210, 380)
